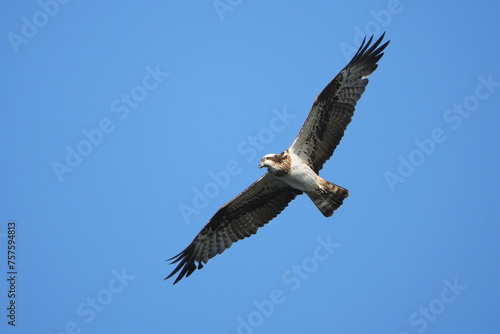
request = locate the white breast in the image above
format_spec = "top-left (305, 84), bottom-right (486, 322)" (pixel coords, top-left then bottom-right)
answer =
top-left (280, 154), bottom-right (320, 192)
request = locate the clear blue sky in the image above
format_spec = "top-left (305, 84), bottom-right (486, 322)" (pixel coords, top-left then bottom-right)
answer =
top-left (1, 1), bottom-right (500, 333)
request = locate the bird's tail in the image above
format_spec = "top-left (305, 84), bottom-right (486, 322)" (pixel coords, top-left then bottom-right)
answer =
top-left (306, 180), bottom-right (349, 217)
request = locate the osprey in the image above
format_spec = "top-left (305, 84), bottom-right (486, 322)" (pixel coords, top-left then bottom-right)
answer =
top-left (167, 34), bottom-right (389, 284)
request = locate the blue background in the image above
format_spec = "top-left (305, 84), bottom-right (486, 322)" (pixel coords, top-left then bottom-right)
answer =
top-left (2, 1), bottom-right (500, 333)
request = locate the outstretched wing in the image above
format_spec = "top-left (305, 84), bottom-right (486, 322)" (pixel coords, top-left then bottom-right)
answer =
top-left (166, 173), bottom-right (302, 284)
top-left (289, 34), bottom-right (389, 173)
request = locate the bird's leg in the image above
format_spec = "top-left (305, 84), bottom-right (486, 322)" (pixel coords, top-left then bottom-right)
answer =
top-left (316, 186), bottom-right (329, 196)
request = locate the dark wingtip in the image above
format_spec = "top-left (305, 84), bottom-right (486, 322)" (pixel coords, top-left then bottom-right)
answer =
top-left (165, 244), bottom-right (198, 284)
top-left (350, 32), bottom-right (390, 66)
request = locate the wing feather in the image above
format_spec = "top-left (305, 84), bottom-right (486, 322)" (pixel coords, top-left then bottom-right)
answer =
top-left (289, 34), bottom-right (389, 172)
top-left (166, 173), bottom-right (301, 284)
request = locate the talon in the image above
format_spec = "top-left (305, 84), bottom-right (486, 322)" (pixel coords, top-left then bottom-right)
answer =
top-left (317, 187), bottom-right (328, 195)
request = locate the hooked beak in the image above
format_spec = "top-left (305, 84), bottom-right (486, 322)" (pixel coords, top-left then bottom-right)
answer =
top-left (258, 161), bottom-right (265, 169)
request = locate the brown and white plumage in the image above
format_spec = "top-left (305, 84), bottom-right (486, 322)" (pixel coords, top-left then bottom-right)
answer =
top-left (167, 174), bottom-right (301, 283)
top-left (290, 33), bottom-right (389, 172)
top-left (166, 34), bottom-right (389, 284)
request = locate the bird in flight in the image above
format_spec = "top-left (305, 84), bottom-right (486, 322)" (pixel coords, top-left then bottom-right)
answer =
top-left (167, 34), bottom-right (389, 284)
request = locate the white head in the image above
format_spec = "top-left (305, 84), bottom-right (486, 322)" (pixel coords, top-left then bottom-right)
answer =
top-left (258, 153), bottom-right (279, 170)
top-left (258, 152), bottom-right (290, 176)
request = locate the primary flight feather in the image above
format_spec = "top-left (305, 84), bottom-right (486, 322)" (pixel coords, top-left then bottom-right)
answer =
top-left (167, 34), bottom-right (389, 284)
